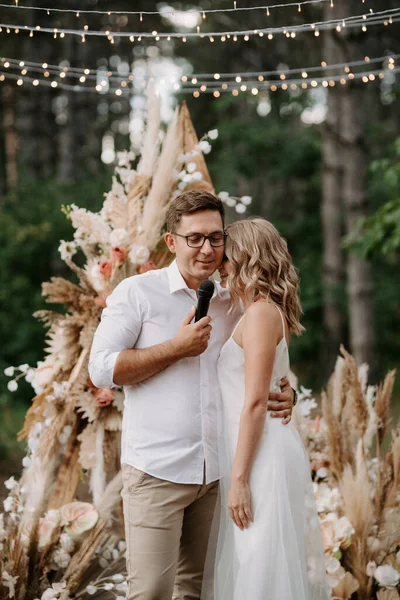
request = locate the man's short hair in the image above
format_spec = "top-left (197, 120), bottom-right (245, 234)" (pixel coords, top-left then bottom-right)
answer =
top-left (166, 190), bottom-right (225, 233)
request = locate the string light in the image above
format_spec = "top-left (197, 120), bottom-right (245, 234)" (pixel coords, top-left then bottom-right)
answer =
top-left (0, 0), bottom-right (364, 19)
top-left (0, 8), bottom-right (397, 42)
top-left (1, 66), bottom-right (397, 97)
top-left (1, 54), bottom-right (397, 86)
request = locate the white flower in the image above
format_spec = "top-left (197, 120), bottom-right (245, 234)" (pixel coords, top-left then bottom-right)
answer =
top-left (178, 181), bottom-right (186, 191)
top-left (183, 173), bottom-right (193, 183)
top-left (366, 561), bottom-right (377, 576)
top-left (18, 363), bottom-right (29, 372)
top-left (374, 565), bottom-right (400, 588)
top-left (335, 516), bottom-right (355, 548)
top-left (208, 129), bottom-right (219, 139)
top-left (4, 476), bottom-right (17, 491)
top-left (86, 585), bottom-right (98, 595)
top-left (117, 150), bottom-right (135, 167)
top-left (7, 380), bottom-right (18, 392)
top-left (226, 197), bottom-right (237, 208)
top-left (118, 540), bottom-right (127, 552)
top-left (316, 467), bottom-right (328, 479)
top-left (109, 228), bottom-right (130, 248)
top-left (41, 589), bottom-right (57, 600)
top-left (88, 263), bottom-right (106, 293)
top-left (187, 162), bottom-right (197, 173)
top-left (218, 191), bottom-right (230, 201)
top-left (25, 369), bottom-right (35, 383)
top-left (197, 140), bottom-right (212, 154)
top-left (2, 571), bottom-right (19, 599)
top-left (4, 366), bottom-right (14, 377)
top-left (129, 244), bottom-right (150, 266)
top-left (299, 397), bottom-right (317, 417)
top-left (22, 456), bottom-right (32, 468)
top-left (3, 496), bottom-right (15, 512)
top-left (58, 240), bottom-right (77, 261)
top-left (240, 195), bottom-right (252, 206)
top-left (52, 548), bottom-right (71, 569)
top-left (235, 203), bottom-right (246, 214)
top-left (60, 533), bottom-right (74, 553)
top-left (112, 574), bottom-right (125, 583)
top-left (191, 171), bottom-right (203, 182)
top-left (52, 582), bottom-right (66, 594)
top-left (178, 169), bottom-right (187, 180)
top-left (104, 583), bottom-right (114, 591)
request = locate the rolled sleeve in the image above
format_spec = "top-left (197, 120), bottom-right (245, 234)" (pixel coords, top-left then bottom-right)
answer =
top-left (88, 277), bottom-right (147, 389)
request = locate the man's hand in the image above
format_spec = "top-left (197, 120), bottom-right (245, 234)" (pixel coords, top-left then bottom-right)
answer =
top-left (172, 306), bottom-right (212, 358)
top-left (268, 376), bottom-right (294, 425)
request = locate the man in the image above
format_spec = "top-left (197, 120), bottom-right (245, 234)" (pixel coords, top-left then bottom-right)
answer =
top-left (89, 190), bottom-right (295, 600)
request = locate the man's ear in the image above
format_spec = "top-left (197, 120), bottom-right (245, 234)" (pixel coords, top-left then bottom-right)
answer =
top-left (164, 232), bottom-right (176, 254)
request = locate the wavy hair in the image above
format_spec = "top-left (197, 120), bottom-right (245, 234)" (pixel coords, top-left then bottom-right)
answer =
top-left (225, 218), bottom-right (304, 336)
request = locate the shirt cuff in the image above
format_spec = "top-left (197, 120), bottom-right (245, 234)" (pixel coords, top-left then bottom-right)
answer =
top-left (89, 350), bottom-right (121, 389)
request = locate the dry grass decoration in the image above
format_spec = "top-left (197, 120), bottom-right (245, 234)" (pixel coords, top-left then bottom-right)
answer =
top-left (1, 95), bottom-right (399, 599)
top-left (0, 97), bottom-right (220, 600)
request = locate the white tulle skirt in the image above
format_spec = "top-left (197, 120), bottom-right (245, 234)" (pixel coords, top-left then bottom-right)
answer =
top-left (202, 415), bottom-right (330, 600)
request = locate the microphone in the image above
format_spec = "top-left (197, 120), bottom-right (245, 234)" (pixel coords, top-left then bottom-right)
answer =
top-left (195, 280), bottom-right (215, 322)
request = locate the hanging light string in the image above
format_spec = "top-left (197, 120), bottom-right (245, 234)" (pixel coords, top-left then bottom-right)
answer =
top-left (1, 54), bottom-right (398, 85)
top-left (0, 8), bottom-right (397, 42)
top-left (0, 0), bottom-right (360, 18)
top-left (0, 64), bottom-right (398, 96)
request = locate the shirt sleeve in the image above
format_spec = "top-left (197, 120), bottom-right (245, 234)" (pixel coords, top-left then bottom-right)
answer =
top-left (88, 277), bottom-right (148, 389)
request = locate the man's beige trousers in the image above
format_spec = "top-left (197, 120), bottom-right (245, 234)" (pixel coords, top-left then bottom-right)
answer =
top-left (121, 464), bottom-right (219, 600)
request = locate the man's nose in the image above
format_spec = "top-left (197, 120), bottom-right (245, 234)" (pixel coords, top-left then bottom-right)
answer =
top-left (201, 239), bottom-right (214, 254)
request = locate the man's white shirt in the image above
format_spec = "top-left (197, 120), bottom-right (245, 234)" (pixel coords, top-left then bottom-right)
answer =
top-left (89, 259), bottom-right (241, 485)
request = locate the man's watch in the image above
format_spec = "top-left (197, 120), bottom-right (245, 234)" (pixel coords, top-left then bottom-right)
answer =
top-left (292, 387), bottom-right (298, 406)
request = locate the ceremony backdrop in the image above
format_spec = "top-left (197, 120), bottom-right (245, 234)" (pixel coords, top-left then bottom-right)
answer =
top-left (0, 0), bottom-right (399, 598)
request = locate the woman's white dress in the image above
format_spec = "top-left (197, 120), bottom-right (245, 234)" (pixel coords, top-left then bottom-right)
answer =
top-left (211, 308), bottom-right (329, 600)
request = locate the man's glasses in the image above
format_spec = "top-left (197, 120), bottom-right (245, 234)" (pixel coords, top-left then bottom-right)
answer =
top-left (174, 232), bottom-right (227, 248)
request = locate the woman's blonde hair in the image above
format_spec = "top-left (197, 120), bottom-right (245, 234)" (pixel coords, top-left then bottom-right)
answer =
top-left (225, 218), bottom-right (304, 336)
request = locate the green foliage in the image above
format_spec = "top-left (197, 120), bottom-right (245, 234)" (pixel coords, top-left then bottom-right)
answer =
top-left (0, 177), bottom-right (109, 449)
top-left (345, 139), bottom-right (400, 259)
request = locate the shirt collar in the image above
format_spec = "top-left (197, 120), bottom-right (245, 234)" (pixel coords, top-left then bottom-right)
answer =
top-left (167, 259), bottom-right (221, 298)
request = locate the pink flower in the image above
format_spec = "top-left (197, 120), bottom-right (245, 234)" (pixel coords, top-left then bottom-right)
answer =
top-left (111, 247), bottom-right (127, 266)
top-left (137, 261), bottom-right (157, 274)
top-left (94, 291), bottom-right (111, 308)
top-left (38, 510), bottom-right (60, 548)
top-left (59, 501), bottom-right (98, 535)
top-left (99, 260), bottom-right (113, 280)
top-left (94, 388), bottom-right (114, 407)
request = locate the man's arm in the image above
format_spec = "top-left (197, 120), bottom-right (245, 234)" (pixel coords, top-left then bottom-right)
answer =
top-left (113, 306), bottom-right (211, 386)
top-left (89, 277), bottom-right (212, 389)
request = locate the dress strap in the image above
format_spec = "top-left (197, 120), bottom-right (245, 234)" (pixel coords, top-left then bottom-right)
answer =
top-left (231, 314), bottom-right (245, 338)
top-left (273, 304), bottom-right (286, 342)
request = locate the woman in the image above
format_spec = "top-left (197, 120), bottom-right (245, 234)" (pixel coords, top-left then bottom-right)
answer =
top-left (211, 218), bottom-right (329, 600)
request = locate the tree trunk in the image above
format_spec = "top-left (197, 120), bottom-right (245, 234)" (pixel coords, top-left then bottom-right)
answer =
top-left (2, 85), bottom-right (18, 190)
top-left (331, 0), bottom-right (376, 369)
top-left (321, 15), bottom-right (345, 373)
top-left (341, 88), bottom-right (375, 368)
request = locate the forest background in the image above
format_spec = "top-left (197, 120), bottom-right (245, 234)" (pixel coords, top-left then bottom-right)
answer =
top-left (0, 0), bottom-right (399, 470)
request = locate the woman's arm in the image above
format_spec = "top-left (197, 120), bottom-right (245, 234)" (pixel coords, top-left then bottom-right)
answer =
top-left (228, 302), bottom-right (283, 530)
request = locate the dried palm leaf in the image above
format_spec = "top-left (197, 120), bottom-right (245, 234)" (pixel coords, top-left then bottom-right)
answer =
top-left (375, 370), bottom-right (396, 447)
top-left (46, 418), bottom-right (82, 510)
top-left (140, 107), bottom-right (181, 250)
top-left (137, 87), bottom-right (161, 178)
top-left (331, 571), bottom-right (360, 599)
top-left (321, 390), bottom-right (344, 480)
